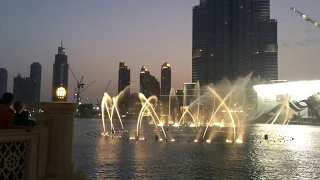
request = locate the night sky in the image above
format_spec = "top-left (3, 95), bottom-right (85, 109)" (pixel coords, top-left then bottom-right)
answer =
top-left (1, 0), bottom-right (320, 103)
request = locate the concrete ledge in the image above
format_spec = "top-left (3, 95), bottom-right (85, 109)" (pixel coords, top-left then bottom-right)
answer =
top-left (0, 124), bottom-right (49, 180)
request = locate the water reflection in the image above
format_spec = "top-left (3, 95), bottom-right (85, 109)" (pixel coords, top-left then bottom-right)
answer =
top-left (74, 119), bottom-right (320, 179)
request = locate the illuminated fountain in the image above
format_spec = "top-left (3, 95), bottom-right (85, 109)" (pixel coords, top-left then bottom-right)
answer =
top-left (137, 93), bottom-right (167, 139)
top-left (253, 80), bottom-right (320, 140)
top-left (201, 75), bottom-right (253, 142)
top-left (99, 75), bottom-right (254, 143)
top-left (168, 88), bottom-right (179, 124)
top-left (101, 88), bottom-right (128, 136)
top-left (98, 74), bottom-right (302, 144)
top-left (178, 106), bottom-right (198, 128)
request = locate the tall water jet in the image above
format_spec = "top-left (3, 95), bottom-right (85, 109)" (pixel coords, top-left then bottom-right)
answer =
top-left (168, 88), bottom-right (177, 124)
top-left (202, 74), bottom-right (252, 140)
top-left (183, 84), bottom-right (187, 124)
top-left (100, 87), bottom-right (129, 135)
top-left (264, 95), bottom-right (293, 135)
top-left (203, 86), bottom-right (236, 139)
top-left (137, 93), bottom-right (167, 138)
top-left (178, 106), bottom-right (198, 129)
top-left (195, 81), bottom-right (201, 125)
top-left (101, 93), bottom-right (115, 133)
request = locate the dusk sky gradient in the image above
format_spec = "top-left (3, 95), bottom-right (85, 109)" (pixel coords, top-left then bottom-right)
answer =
top-left (1, 0), bottom-right (320, 103)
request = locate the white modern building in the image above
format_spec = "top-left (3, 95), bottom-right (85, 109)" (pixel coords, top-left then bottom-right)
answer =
top-left (253, 80), bottom-right (320, 118)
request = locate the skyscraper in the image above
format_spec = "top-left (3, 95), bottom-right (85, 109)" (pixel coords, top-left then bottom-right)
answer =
top-left (192, 0), bottom-right (278, 85)
top-left (0, 68), bottom-right (8, 96)
top-left (30, 62), bottom-right (42, 109)
top-left (140, 66), bottom-right (160, 98)
top-left (118, 62), bottom-right (130, 115)
top-left (118, 62), bottom-right (130, 94)
top-left (52, 41), bottom-right (69, 101)
top-left (175, 90), bottom-right (184, 108)
top-left (160, 62), bottom-right (171, 101)
top-left (13, 73), bottom-right (33, 110)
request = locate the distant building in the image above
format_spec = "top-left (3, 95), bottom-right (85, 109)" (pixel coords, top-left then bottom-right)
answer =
top-left (118, 62), bottom-right (130, 94)
top-left (118, 62), bottom-right (130, 114)
top-left (175, 90), bottom-right (184, 108)
top-left (0, 68), bottom-right (8, 96)
top-left (30, 62), bottom-right (42, 109)
top-left (140, 66), bottom-right (160, 98)
top-left (160, 62), bottom-right (171, 102)
top-left (13, 73), bottom-right (33, 110)
top-left (127, 93), bottom-right (142, 115)
top-left (183, 83), bottom-right (196, 106)
top-left (52, 41), bottom-right (69, 102)
top-left (192, 0), bottom-right (278, 85)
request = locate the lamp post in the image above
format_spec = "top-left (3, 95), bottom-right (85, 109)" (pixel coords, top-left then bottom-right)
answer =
top-left (38, 86), bottom-right (86, 179)
top-left (56, 86), bottom-right (67, 101)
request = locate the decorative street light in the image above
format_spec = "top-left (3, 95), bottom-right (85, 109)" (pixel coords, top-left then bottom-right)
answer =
top-left (56, 86), bottom-right (67, 100)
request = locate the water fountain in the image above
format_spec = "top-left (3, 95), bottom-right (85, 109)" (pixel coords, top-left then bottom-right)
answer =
top-left (98, 74), bottom-right (297, 144)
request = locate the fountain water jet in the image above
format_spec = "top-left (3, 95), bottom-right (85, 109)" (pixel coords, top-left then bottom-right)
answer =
top-left (101, 88), bottom-right (129, 135)
top-left (203, 87), bottom-right (237, 140)
top-left (178, 106), bottom-right (198, 129)
top-left (168, 88), bottom-right (179, 124)
top-left (136, 93), bottom-right (167, 139)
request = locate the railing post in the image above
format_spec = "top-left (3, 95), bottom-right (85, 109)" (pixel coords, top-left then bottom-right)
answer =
top-left (40, 102), bottom-right (86, 180)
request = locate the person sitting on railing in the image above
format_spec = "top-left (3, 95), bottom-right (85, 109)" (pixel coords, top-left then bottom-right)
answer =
top-left (13, 101), bottom-right (36, 126)
top-left (0, 93), bottom-right (32, 131)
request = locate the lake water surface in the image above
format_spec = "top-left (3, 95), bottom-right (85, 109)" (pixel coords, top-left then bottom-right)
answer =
top-left (74, 118), bottom-right (320, 180)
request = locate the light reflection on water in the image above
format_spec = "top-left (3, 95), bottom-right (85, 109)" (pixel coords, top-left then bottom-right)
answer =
top-left (74, 118), bottom-right (320, 179)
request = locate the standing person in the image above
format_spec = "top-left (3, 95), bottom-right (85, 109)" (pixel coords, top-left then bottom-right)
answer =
top-left (0, 93), bottom-right (31, 131)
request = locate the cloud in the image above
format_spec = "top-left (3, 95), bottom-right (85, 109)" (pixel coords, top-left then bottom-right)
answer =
top-left (295, 38), bottom-right (320, 47)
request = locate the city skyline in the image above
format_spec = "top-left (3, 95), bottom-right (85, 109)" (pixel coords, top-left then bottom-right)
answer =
top-left (1, 0), bottom-right (320, 103)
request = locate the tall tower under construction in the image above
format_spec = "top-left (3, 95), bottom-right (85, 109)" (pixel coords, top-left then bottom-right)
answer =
top-left (52, 41), bottom-right (69, 101)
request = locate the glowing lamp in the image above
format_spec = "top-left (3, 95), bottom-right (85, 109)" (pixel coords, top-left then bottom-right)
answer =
top-left (56, 87), bottom-right (66, 100)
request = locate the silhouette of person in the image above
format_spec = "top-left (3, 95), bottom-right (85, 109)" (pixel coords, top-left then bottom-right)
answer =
top-left (0, 93), bottom-right (31, 131)
top-left (13, 101), bottom-right (35, 127)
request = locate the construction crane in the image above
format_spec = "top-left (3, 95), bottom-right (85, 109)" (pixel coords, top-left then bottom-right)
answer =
top-left (96, 80), bottom-right (112, 106)
top-left (69, 67), bottom-right (96, 105)
top-left (290, 7), bottom-right (320, 29)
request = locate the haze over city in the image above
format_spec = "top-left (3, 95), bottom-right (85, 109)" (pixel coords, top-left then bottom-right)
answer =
top-left (1, 0), bottom-right (320, 103)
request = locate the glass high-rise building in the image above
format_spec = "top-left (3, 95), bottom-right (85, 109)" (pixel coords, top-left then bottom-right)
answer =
top-left (30, 62), bottom-right (42, 109)
top-left (192, 0), bottom-right (278, 85)
top-left (140, 66), bottom-right (160, 98)
top-left (160, 62), bottom-right (171, 101)
top-left (13, 73), bottom-right (33, 110)
top-left (118, 62), bottom-right (130, 94)
top-left (118, 62), bottom-right (130, 115)
top-left (52, 41), bottom-right (69, 101)
top-left (0, 68), bottom-right (8, 96)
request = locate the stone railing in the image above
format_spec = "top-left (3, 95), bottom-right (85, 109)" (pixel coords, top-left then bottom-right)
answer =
top-left (0, 102), bottom-right (86, 180)
top-left (0, 124), bottom-right (48, 180)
